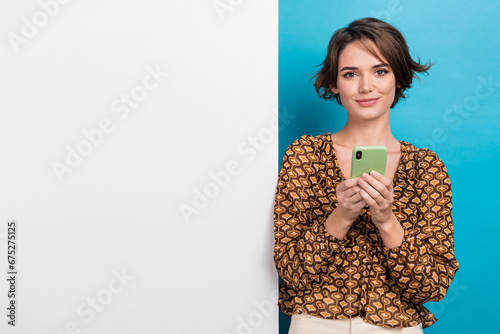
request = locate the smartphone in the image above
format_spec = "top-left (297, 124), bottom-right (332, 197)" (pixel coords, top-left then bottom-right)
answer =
top-left (350, 145), bottom-right (387, 178)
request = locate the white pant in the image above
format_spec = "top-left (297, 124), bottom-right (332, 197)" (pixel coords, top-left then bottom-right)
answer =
top-left (289, 314), bottom-right (423, 334)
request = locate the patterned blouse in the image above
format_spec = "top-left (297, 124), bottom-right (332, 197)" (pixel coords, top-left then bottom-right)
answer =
top-left (273, 133), bottom-right (459, 328)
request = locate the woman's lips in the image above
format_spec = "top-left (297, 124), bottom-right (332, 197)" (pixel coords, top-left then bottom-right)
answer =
top-left (356, 98), bottom-right (379, 107)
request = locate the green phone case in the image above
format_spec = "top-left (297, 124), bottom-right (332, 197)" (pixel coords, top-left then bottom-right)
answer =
top-left (350, 145), bottom-right (387, 178)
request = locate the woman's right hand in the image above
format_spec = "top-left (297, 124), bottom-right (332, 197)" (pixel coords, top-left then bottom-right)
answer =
top-left (335, 177), bottom-right (367, 221)
top-left (325, 178), bottom-right (366, 239)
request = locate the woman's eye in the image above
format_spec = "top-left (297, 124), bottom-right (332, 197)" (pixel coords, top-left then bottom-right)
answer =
top-left (375, 69), bottom-right (389, 76)
top-left (343, 72), bottom-right (355, 78)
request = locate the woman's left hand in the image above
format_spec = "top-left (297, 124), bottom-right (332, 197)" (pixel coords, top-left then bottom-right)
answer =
top-left (357, 171), bottom-right (395, 226)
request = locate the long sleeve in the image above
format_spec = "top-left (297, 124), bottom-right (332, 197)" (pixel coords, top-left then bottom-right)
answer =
top-left (273, 137), bottom-right (342, 291)
top-left (384, 149), bottom-right (459, 305)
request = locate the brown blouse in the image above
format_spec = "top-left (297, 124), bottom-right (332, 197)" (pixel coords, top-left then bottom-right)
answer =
top-left (273, 133), bottom-right (459, 328)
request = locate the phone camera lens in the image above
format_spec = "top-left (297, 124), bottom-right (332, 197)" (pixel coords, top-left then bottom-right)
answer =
top-left (356, 151), bottom-right (362, 160)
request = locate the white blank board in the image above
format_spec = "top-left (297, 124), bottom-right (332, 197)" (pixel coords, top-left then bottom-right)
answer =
top-left (0, 0), bottom-right (278, 333)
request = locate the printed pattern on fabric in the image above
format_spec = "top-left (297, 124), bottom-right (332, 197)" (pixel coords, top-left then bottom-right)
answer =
top-left (273, 133), bottom-right (459, 329)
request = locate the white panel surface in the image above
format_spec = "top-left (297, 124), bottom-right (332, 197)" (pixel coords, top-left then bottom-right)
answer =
top-left (0, 0), bottom-right (278, 333)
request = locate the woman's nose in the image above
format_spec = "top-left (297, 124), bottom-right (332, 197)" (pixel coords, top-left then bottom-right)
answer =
top-left (358, 75), bottom-right (374, 93)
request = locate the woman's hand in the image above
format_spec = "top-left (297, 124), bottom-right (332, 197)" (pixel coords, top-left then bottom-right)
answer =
top-left (336, 178), bottom-right (367, 222)
top-left (357, 171), bottom-right (404, 248)
top-left (357, 171), bottom-right (394, 226)
top-left (325, 178), bottom-right (366, 239)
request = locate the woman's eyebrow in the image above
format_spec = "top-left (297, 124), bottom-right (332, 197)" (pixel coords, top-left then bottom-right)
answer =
top-left (373, 63), bottom-right (390, 68)
top-left (339, 63), bottom-right (390, 72)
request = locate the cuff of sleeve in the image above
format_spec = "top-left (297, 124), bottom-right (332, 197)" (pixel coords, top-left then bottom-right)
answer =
top-left (313, 220), bottom-right (348, 259)
top-left (383, 228), bottom-right (413, 258)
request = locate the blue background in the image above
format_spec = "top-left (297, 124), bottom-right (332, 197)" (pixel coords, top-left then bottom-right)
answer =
top-left (279, 0), bottom-right (500, 333)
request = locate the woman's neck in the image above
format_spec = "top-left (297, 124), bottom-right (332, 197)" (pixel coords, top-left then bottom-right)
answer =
top-left (332, 117), bottom-right (399, 150)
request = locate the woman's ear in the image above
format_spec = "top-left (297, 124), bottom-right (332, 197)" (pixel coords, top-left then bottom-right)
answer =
top-left (329, 83), bottom-right (339, 94)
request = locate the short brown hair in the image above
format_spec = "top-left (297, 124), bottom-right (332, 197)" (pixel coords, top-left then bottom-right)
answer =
top-left (313, 17), bottom-right (431, 108)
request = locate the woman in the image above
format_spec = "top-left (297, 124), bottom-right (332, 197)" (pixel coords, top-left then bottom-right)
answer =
top-left (274, 18), bottom-right (459, 333)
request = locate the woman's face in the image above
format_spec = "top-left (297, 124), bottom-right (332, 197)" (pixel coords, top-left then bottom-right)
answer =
top-left (331, 40), bottom-right (397, 121)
